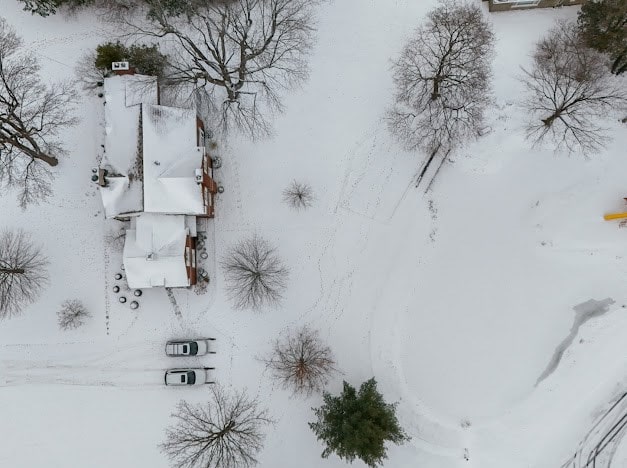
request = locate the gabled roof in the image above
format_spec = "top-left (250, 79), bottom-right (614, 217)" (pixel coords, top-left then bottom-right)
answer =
top-left (142, 105), bottom-right (206, 215)
top-left (99, 176), bottom-right (143, 219)
top-left (100, 74), bottom-right (159, 218)
top-left (123, 214), bottom-right (190, 288)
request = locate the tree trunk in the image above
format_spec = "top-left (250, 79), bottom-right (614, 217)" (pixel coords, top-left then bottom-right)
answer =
top-left (431, 77), bottom-right (441, 100)
top-left (0, 268), bottom-right (25, 274)
top-left (35, 152), bottom-right (58, 167)
top-left (542, 113), bottom-right (560, 127)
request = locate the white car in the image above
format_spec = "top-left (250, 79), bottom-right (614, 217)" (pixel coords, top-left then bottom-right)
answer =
top-left (164, 368), bottom-right (216, 386)
top-left (165, 338), bottom-right (216, 357)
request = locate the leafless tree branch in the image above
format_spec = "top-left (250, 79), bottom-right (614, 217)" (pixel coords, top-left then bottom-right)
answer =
top-left (160, 386), bottom-right (273, 468)
top-left (388, 0), bottom-right (494, 156)
top-left (0, 18), bottom-right (78, 207)
top-left (263, 325), bottom-right (337, 397)
top-left (57, 299), bottom-right (90, 330)
top-left (116, 0), bottom-right (316, 139)
top-left (0, 229), bottom-right (48, 319)
top-left (282, 180), bottom-right (314, 210)
top-left (222, 234), bottom-right (288, 310)
top-left (521, 20), bottom-right (627, 155)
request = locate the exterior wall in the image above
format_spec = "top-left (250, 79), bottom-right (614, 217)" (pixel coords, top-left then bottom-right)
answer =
top-left (196, 116), bottom-right (218, 219)
top-left (185, 235), bottom-right (197, 286)
top-left (485, 0), bottom-right (585, 12)
top-left (200, 152), bottom-right (218, 218)
top-left (111, 67), bottom-right (137, 76)
top-left (196, 117), bottom-right (205, 146)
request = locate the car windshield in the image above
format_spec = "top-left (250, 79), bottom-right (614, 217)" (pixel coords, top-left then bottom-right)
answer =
top-left (189, 342), bottom-right (199, 356)
top-left (187, 371), bottom-right (196, 385)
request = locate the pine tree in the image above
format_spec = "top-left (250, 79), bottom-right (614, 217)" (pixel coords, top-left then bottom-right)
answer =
top-left (19, 0), bottom-right (62, 16)
top-left (577, 0), bottom-right (627, 75)
top-left (94, 42), bottom-right (128, 71)
top-left (18, 0), bottom-right (92, 17)
top-left (309, 378), bottom-right (409, 467)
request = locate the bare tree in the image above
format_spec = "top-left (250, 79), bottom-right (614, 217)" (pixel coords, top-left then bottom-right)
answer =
top-left (0, 229), bottom-right (48, 319)
top-left (118, 0), bottom-right (316, 138)
top-left (263, 325), bottom-right (337, 397)
top-left (521, 20), bottom-right (627, 155)
top-left (160, 386), bottom-right (273, 468)
top-left (75, 50), bottom-right (107, 91)
top-left (282, 180), bottom-right (314, 210)
top-left (222, 234), bottom-right (288, 310)
top-left (388, 0), bottom-right (494, 183)
top-left (0, 18), bottom-right (78, 207)
top-left (57, 299), bottom-right (90, 330)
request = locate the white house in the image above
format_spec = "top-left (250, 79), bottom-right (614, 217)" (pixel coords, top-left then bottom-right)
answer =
top-left (97, 70), bottom-right (218, 288)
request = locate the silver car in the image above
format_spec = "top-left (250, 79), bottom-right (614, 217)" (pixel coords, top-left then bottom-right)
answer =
top-left (164, 368), bottom-right (216, 386)
top-left (165, 338), bottom-right (216, 357)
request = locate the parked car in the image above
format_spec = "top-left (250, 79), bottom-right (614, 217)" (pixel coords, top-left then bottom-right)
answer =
top-left (164, 368), bottom-right (216, 386)
top-left (165, 338), bottom-right (216, 357)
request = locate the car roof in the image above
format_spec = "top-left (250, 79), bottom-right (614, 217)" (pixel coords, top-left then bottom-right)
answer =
top-left (165, 369), bottom-right (190, 384)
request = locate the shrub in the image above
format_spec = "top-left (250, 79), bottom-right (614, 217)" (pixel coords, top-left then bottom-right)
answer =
top-left (94, 41), bottom-right (168, 77)
top-left (57, 299), bottom-right (90, 330)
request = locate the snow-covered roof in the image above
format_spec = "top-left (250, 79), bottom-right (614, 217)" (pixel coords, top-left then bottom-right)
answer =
top-left (142, 105), bottom-right (205, 215)
top-left (123, 214), bottom-right (190, 288)
top-left (100, 75), bottom-right (158, 218)
top-left (99, 176), bottom-right (143, 219)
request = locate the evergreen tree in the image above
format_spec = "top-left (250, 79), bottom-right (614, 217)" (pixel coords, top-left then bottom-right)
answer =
top-left (94, 41), bottom-right (168, 77)
top-left (577, 0), bottom-right (627, 75)
top-left (127, 43), bottom-right (168, 76)
top-left (19, 0), bottom-right (62, 16)
top-left (94, 42), bottom-right (128, 71)
top-left (309, 378), bottom-right (409, 467)
top-left (18, 0), bottom-right (92, 16)
top-left (18, 0), bottom-right (227, 17)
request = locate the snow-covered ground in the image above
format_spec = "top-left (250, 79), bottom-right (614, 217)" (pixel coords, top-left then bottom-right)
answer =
top-left (1, 1), bottom-right (626, 467)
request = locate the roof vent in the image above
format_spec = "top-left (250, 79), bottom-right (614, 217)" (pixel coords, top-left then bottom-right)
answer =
top-left (195, 168), bottom-right (203, 184)
top-left (146, 252), bottom-right (156, 261)
top-left (111, 61), bottom-right (130, 71)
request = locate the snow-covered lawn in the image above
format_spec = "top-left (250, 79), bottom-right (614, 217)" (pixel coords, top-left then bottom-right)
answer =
top-left (1, 1), bottom-right (626, 467)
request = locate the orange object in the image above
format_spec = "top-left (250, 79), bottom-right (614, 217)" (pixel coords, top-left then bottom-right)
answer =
top-left (604, 212), bottom-right (627, 221)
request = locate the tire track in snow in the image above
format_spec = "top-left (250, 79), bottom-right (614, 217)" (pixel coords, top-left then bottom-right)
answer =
top-left (0, 341), bottom-right (171, 388)
top-left (307, 122), bottom-right (464, 461)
